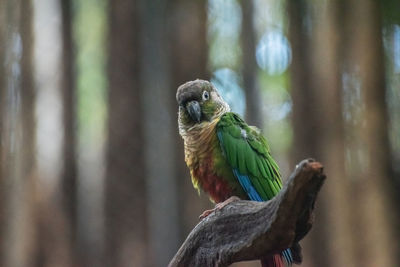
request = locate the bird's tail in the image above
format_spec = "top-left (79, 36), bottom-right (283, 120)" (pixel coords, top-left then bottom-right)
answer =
top-left (261, 244), bottom-right (302, 267)
top-left (282, 248), bottom-right (294, 265)
top-left (261, 254), bottom-right (284, 267)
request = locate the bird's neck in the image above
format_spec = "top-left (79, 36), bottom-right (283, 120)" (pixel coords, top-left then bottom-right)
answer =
top-left (181, 116), bottom-right (219, 150)
top-left (178, 102), bottom-right (229, 164)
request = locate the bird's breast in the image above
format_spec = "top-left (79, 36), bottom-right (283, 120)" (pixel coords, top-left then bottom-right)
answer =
top-left (192, 155), bottom-right (233, 203)
top-left (181, 118), bottom-right (235, 203)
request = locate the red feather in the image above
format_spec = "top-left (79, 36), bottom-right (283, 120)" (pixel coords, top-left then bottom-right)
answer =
top-left (193, 156), bottom-right (233, 203)
top-left (261, 255), bottom-right (284, 267)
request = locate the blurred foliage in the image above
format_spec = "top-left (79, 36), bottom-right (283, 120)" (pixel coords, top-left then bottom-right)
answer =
top-left (381, 0), bottom-right (400, 25)
top-left (73, 0), bottom-right (107, 143)
top-left (259, 70), bottom-right (292, 159)
top-left (208, 0), bottom-right (242, 70)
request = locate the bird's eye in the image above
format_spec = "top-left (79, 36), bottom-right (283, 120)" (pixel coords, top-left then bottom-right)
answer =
top-left (202, 91), bottom-right (209, 101)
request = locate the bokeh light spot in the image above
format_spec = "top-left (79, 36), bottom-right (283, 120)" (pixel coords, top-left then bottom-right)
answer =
top-left (256, 30), bottom-right (291, 75)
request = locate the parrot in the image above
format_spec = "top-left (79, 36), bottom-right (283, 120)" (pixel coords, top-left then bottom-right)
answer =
top-left (176, 79), bottom-right (301, 267)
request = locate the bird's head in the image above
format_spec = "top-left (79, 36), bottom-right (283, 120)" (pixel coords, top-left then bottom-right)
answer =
top-left (176, 79), bottom-right (229, 128)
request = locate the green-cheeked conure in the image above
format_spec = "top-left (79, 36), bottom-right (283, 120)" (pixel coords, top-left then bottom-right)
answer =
top-left (177, 79), bottom-right (301, 267)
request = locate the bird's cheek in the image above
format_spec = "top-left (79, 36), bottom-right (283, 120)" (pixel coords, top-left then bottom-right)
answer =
top-left (201, 105), bottom-right (216, 121)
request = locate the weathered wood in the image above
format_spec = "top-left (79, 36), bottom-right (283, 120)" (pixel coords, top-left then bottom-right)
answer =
top-left (169, 159), bottom-right (325, 267)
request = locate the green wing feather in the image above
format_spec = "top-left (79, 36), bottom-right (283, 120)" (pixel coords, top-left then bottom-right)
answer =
top-left (217, 112), bottom-right (282, 201)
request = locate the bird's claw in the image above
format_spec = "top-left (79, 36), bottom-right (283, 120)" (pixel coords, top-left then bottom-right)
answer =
top-left (199, 209), bottom-right (214, 219)
top-left (199, 196), bottom-right (241, 220)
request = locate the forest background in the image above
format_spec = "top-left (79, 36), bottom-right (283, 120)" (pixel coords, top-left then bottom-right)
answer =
top-left (1, 0), bottom-right (400, 266)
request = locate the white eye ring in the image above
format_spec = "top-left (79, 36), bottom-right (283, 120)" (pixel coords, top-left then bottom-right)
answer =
top-left (202, 91), bottom-right (209, 101)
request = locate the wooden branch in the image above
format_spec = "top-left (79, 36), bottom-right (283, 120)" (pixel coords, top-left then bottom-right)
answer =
top-left (169, 159), bottom-right (326, 267)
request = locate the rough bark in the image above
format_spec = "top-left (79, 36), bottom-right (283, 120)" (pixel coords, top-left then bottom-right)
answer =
top-left (169, 159), bottom-right (326, 267)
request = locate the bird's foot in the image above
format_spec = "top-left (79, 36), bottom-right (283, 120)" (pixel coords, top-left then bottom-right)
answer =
top-left (199, 196), bottom-right (241, 220)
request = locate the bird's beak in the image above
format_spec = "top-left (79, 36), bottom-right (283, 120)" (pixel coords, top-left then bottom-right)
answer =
top-left (186, 100), bottom-right (201, 123)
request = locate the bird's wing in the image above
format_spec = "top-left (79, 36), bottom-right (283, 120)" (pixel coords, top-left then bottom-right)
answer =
top-left (216, 112), bottom-right (282, 201)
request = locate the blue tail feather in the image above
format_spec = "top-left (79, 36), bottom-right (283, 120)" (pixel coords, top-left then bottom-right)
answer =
top-left (282, 248), bottom-right (293, 265)
top-left (233, 169), bottom-right (263, 201)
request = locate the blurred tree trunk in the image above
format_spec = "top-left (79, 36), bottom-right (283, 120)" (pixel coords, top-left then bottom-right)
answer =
top-left (60, 0), bottom-right (78, 264)
top-left (0, 1), bottom-right (6, 263)
top-left (139, 0), bottom-right (180, 266)
top-left (168, 0), bottom-right (211, 238)
top-left (288, 0), bottom-right (318, 162)
top-left (169, 0), bottom-right (208, 84)
top-left (288, 1), bottom-right (326, 266)
top-left (310, 1), bottom-right (356, 266)
top-left (105, 0), bottom-right (147, 267)
top-left (240, 0), bottom-right (263, 128)
top-left (347, 0), bottom-right (398, 266)
top-left (0, 0), bottom-right (37, 266)
top-left (289, 0), bottom-right (356, 266)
